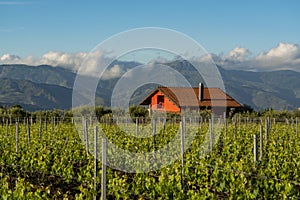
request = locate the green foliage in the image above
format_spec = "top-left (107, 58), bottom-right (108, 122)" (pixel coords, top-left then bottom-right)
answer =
top-left (259, 108), bottom-right (300, 118)
top-left (129, 106), bottom-right (148, 119)
top-left (95, 107), bottom-right (112, 120)
top-left (0, 116), bottom-right (299, 198)
top-left (0, 105), bottom-right (29, 120)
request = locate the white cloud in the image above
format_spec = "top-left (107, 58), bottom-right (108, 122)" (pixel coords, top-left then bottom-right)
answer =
top-left (1, 42), bottom-right (300, 78)
top-left (252, 43), bottom-right (300, 72)
top-left (0, 51), bottom-right (106, 71)
top-left (40, 51), bottom-right (88, 70)
top-left (0, 51), bottom-right (129, 79)
top-left (225, 47), bottom-right (251, 62)
top-left (0, 52), bottom-right (81, 70)
top-left (199, 53), bottom-right (223, 63)
top-left (265, 43), bottom-right (299, 58)
top-left (255, 43), bottom-right (300, 68)
top-left (101, 64), bottom-right (126, 80)
top-left (199, 43), bottom-right (300, 72)
top-left (0, 54), bottom-right (21, 62)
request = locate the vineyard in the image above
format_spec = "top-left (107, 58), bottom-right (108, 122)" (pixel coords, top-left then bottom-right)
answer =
top-left (0, 116), bottom-right (300, 199)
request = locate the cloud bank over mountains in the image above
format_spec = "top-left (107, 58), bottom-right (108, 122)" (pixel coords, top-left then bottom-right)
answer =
top-left (202, 43), bottom-right (300, 72)
top-left (1, 43), bottom-right (300, 75)
top-left (1, 51), bottom-right (93, 71)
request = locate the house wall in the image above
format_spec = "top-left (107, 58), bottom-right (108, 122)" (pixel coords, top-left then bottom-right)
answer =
top-left (150, 90), bottom-right (180, 112)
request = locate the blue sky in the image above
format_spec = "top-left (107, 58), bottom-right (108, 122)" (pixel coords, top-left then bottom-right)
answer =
top-left (1, 0), bottom-right (299, 58)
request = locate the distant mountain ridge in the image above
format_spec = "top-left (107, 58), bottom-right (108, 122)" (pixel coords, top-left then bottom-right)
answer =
top-left (0, 64), bottom-right (76, 88)
top-left (0, 62), bottom-right (299, 111)
top-left (219, 67), bottom-right (300, 110)
top-left (0, 78), bottom-right (73, 110)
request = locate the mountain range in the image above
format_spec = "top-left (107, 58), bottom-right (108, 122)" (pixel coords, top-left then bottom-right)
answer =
top-left (0, 62), bottom-right (300, 111)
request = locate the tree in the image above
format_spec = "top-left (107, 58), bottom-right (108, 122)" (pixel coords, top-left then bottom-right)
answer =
top-left (8, 105), bottom-right (28, 121)
top-left (129, 106), bottom-right (148, 119)
top-left (95, 106), bottom-right (112, 120)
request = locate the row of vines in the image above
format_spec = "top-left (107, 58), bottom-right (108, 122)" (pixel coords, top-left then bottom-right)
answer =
top-left (0, 117), bottom-right (299, 199)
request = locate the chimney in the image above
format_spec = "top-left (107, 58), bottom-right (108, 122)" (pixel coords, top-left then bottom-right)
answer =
top-left (199, 82), bottom-right (204, 101)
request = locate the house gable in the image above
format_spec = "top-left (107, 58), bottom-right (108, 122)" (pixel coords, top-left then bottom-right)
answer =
top-left (145, 90), bottom-right (180, 112)
top-left (139, 86), bottom-right (242, 113)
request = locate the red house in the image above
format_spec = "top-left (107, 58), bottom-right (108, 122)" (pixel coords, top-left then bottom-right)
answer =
top-left (139, 83), bottom-right (242, 115)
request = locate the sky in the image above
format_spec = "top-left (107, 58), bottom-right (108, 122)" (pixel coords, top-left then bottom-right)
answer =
top-left (0, 0), bottom-right (300, 72)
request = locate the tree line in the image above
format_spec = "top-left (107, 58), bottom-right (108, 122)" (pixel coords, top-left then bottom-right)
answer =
top-left (0, 104), bottom-right (299, 123)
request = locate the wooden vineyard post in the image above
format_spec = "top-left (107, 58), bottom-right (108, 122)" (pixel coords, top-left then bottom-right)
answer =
top-left (15, 122), bottom-right (19, 157)
top-left (296, 117), bottom-right (298, 136)
top-left (152, 119), bottom-right (156, 162)
top-left (259, 125), bottom-right (263, 161)
top-left (253, 134), bottom-right (258, 163)
top-left (39, 117), bottom-right (42, 138)
top-left (209, 118), bottom-right (214, 151)
top-left (200, 116), bottom-right (202, 131)
top-left (116, 117), bottom-right (119, 125)
top-left (180, 117), bottom-right (186, 192)
top-left (45, 116), bottom-right (48, 132)
top-left (223, 112), bottom-right (227, 138)
top-left (52, 116), bottom-right (55, 133)
top-left (15, 121), bottom-right (20, 186)
top-left (90, 116), bottom-right (93, 128)
top-left (234, 119), bottom-right (237, 138)
top-left (268, 117), bottom-right (271, 131)
top-left (5, 119), bottom-right (8, 137)
top-left (125, 117), bottom-right (128, 132)
top-left (101, 134), bottom-right (107, 200)
top-left (141, 117), bottom-right (144, 131)
top-left (136, 118), bottom-right (139, 136)
top-left (27, 118), bottom-right (30, 146)
top-left (83, 117), bottom-right (89, 155)
top-left (265, 118), bottom-right (269, 143)
top-left (163, 117), bottom-right (166, 130)
top-left (238, 114), bottom-right (241, 130)
top-left (94, 126), bottom-right (98, 200)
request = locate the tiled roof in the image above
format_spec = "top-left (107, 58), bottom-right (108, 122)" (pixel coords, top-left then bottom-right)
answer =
top-left (139, 86), bottom-right (242, 108)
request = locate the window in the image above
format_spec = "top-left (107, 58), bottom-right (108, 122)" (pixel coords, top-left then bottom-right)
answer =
top-left (157, 95), bottom-right (164, 108)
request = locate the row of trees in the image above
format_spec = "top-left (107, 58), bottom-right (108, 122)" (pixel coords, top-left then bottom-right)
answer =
top-left (1, 104), bottom-right (299, 123)
top-left (0, 105), bottom-right (72, 123)
top-left (238, 105), bottom-right (300, 118)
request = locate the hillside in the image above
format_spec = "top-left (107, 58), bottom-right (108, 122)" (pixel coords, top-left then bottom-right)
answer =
top-left (219, 67), bottom-right (300, 110)
top-left (0, 63), bottom-right (300, 111)
top-left (0, 78), bottom-right (74, 110)
top-left (0, 64), bottom-right (76, 88)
